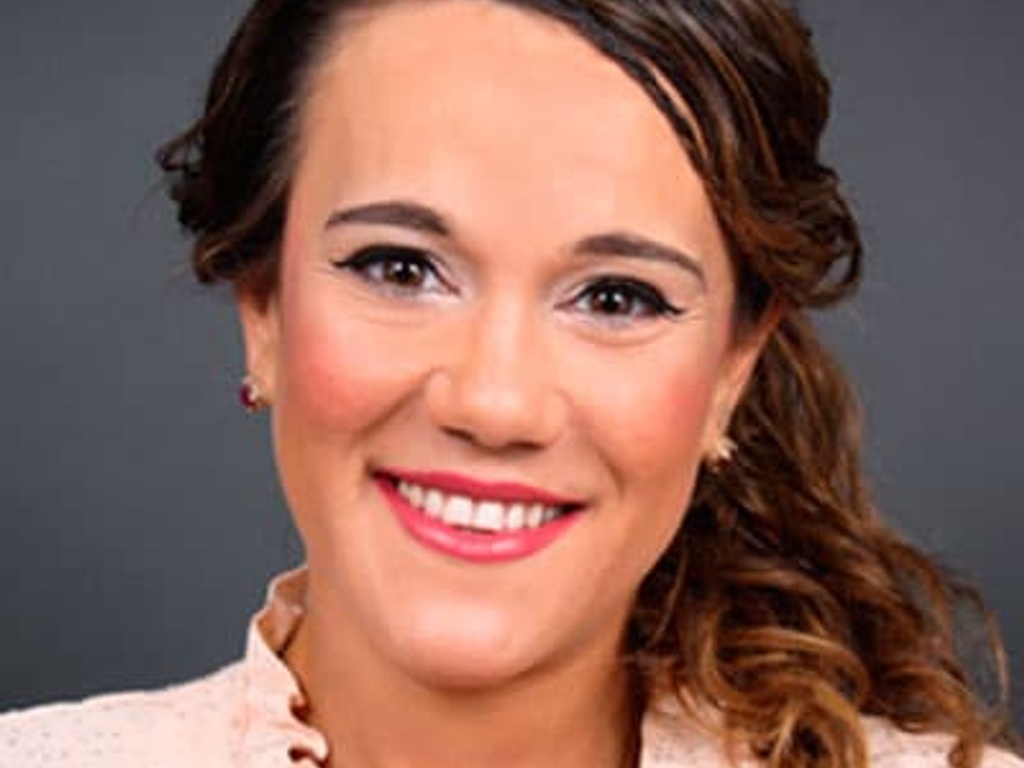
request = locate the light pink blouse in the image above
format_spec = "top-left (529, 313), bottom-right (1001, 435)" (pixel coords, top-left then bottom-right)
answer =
top-left (2, 568), bottom-right (1020, 767)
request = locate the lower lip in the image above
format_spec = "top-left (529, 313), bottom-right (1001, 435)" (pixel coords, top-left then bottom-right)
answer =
top-left (376, 478), bottom-right (581, 564)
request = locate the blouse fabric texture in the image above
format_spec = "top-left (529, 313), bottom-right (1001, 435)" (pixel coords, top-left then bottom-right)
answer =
top-left (1, 568), bottom-right (1021, 768)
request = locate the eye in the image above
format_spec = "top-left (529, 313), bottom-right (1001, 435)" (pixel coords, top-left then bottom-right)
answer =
top-left (332, 244), bottom-right (448, 295)
top-left (570, 277), bottom-right (683, 323)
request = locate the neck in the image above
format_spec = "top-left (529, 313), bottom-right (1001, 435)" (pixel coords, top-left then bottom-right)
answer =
top-left (283, 583), bottom-right (639, 768)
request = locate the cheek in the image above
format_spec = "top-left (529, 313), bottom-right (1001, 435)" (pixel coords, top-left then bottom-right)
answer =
top-left (622, 361), bottom-right (720, 555)
top-left (566, 350), bottom-right (722, 607)
top-left (276, 311), bottom-right (383, 438)
top-left (266, 277), bottom-right (419, 543)
top-left (279, 315), bottom-right (376, 430)
top-left (618, 366), bottom-right (716, 566)
top-left (635, 368), bottom-right (714, 461)
top-left (583, 351), bottom-right (719, 489)
top-left (271, 267), bottom-right (418, 440)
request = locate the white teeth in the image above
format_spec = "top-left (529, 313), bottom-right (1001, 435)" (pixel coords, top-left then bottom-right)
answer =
top-left (506, 503), bottom-right (525, 530)
top-left (409, 483), bottom-right (425, 508)
top-left (424, 489), bottom-right (445, 518)
top-left (443, 495), bottom-right (475, 527)
top-left (394, 480), bottom-right (567, 533)
top-left (474, 501), bottom-right (505, 533)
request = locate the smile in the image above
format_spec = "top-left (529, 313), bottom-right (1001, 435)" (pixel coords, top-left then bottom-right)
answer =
top-left (395, 479), bottom-right (562, 534)
top-left (376, 471), bottom-right (584, 563)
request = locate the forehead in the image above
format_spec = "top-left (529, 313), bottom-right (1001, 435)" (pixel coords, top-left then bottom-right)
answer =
top-left (291, 0), bottom-right (720, 253)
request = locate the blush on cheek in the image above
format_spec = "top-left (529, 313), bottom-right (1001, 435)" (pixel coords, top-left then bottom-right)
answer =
top-left (269, 319), bottom-right (392, 558)
top-left (612, 365), bottom-right (717, 484)
top-left (280, 319), bottom-right (387, 430)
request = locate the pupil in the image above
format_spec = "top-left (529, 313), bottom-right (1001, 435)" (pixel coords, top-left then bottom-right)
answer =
top-left (596, 288), bottom-right (629, 314)
top-left (386, 259), bottom-right (421, 285)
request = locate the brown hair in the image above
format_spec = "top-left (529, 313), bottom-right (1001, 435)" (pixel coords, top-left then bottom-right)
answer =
top-left (159, 1), bottom-right (1016, 766)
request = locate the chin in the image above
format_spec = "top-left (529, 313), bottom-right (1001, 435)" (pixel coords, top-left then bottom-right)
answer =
top-left (403, 652), bottom-right (528, 693)
top-left (385, 608), bottom-right (544, 692)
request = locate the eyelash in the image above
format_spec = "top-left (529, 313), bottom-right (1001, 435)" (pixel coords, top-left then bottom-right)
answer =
top-left (332, 244), bottom-right (449, 295)
top-left (568, 277), bottom-right (684, 323)
top-left (332, 245), bottom-right (684, 323)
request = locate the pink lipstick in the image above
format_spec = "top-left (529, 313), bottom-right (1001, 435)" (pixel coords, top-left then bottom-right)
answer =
top-left (375, 470), bottom-right (583, 564)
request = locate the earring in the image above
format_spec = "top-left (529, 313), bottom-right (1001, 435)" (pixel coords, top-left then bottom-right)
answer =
top-left (706, 435), bottom-right (737, 471)
top-left (239, 375), bottom-right (267, 413)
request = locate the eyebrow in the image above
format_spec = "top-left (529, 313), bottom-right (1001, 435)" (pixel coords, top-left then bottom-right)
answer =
top-left (575, 233), bottom-right (706, 287)
top-left (325, 200), bottom-right (449, 236)
top-left (325, 200), bottom-right (706, 285)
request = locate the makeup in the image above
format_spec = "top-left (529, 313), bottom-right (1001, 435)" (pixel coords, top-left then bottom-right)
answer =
top-left (376, 471), bottom-right (583, 563)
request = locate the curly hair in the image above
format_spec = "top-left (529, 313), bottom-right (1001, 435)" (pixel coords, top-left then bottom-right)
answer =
top-left (158, 1), bottom-right (1016, 766)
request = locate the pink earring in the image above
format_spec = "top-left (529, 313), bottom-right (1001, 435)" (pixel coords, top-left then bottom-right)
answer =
top-left (239, 375), bottom-right (267, 413)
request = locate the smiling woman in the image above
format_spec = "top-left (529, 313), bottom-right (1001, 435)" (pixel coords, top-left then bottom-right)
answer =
top-left (0, 1), bottom-right (1020, 768)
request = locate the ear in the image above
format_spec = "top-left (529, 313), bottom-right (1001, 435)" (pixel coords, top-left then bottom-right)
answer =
top-left (236, 290), bottom-right (281, 406)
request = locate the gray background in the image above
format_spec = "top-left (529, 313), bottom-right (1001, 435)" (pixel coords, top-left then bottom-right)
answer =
top-left (0, 0), bottom-right (1021, 732)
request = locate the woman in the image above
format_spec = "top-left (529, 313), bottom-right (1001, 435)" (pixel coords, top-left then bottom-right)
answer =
top-left (1, 1), bottom-right (1019, 766)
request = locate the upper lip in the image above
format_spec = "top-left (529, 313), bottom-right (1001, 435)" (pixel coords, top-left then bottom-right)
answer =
top-left (379, 468), bottom-right (581, 507)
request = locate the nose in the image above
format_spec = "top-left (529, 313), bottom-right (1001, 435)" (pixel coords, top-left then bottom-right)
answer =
top-left (425, 302), bottom-right (568, 451)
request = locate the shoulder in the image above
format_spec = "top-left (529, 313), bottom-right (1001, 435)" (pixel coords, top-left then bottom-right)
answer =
top-left (640, 699), bottom-right (1023, 768)
top-left (0, 663), bottom-right (245, 768)
top-left (863, 718), bottom-right (1024, 768)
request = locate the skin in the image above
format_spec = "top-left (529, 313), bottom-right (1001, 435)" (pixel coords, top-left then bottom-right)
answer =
top-left (238, 2), bottom-right (766, 766)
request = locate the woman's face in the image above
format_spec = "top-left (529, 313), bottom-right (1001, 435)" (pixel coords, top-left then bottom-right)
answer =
top-left (241, 0), bottom-right (761, 688)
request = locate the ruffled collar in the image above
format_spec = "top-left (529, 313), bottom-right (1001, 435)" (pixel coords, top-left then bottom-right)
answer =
top-left (240, 568), bottom-right (328, 766)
